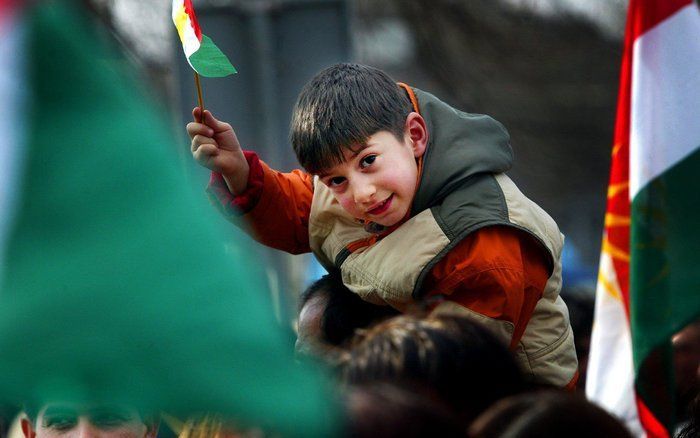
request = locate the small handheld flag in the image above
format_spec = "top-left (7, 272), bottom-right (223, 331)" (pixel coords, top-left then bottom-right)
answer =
top-left (172, 0), bottom-right (236, 119)
top-left (172, 0), bottom-right (237, 78)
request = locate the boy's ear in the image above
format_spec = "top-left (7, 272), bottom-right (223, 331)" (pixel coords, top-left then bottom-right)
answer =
top-left (405, 112), bottom-right (428, 158)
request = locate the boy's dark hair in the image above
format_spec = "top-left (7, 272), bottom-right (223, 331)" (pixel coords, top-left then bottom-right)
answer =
top-left (299, 271), bottom-right (399, 346)
top-left (290, 63), bottom-right (412, 174)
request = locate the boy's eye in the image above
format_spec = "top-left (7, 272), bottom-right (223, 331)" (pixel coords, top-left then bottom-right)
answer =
top-left (328, 176), bottom-right (346, 187)
top-left (360, 155), bottom-right (376, 168)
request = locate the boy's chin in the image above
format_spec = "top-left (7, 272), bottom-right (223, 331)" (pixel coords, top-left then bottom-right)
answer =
top-left (367, 215), bottom-right (402, 229)
top-left (371, 209), bottom-right (409, 228)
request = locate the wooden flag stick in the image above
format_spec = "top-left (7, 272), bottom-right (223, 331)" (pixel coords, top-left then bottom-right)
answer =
top-left (194, 72), bottom-right (205, 122)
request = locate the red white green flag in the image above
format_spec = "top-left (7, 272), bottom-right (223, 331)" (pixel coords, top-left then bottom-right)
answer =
top-left (586, 0), bottom-right (700, 436)
top-left (172, 0), bottom-right (236, 77)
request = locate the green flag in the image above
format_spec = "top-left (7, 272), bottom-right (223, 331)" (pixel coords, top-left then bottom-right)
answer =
top-left (0, 2), bottom-right (339, 435)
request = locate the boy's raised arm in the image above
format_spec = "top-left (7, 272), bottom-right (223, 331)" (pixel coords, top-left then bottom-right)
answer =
top-left (187, 108), bottom-right (249, 195)
top-left (187, 108), bottom-right (314, 255)
top-left (240, 162), bottom-right (314, 254)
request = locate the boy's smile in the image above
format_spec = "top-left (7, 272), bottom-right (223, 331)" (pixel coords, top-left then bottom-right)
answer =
top-left (365, 193), bottom-right (394, 216)
top-left (319, 117), bottom-right (427, 228)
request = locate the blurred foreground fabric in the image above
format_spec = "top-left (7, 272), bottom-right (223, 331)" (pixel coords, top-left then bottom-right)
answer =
top-left (0, 1), bottom-right (339, 436)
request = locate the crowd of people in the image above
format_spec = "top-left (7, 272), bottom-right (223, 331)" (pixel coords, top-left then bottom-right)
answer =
top-left (2, 3), bottom-right (698, 437)
top-left (9, 277), bottom-right (657, 438)
top-left (291, 274), bottom-right (634, 438)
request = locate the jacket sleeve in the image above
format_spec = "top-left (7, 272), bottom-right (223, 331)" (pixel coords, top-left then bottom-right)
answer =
top-left (206, 150), bottom-right (314, 254)
top-left (424, 225), bottom-right (551, 349)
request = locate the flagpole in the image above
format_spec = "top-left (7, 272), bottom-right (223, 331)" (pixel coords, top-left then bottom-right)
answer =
top-left (194, 72), bottom-right (205, 122)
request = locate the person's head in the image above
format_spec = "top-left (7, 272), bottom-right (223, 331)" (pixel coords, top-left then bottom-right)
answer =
top-left (468, 391), bottom-right (632, 438)
top-left (345, 382), bottom-right (466, 438)
top-left (21, 402), bottom-right (158, 438)
top-left (339, 314), bottom-right (525, 425)
top-left (678, 392), bottom-right (700, 438)
top-left (290, 63), bottom-right (428, 227)
top-left (673, 320), bottom-right (700, 421)
top-left (296, 272), bottom-right (399, 358)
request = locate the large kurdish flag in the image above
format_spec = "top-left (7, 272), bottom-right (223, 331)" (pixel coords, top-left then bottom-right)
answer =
top-left (0, 2), bottom-right (337, 435)
top-left (586, 0), bottom-right (700, 436)
top-left (172, 0), bottom-right (237, 77)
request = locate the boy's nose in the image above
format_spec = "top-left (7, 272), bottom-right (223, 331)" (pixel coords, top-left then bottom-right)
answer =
top-left (353, 182), bottom-right (376, 205)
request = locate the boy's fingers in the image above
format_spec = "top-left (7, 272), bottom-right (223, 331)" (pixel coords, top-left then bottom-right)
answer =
top-left (191, 135), bottom-right (215, 153)
top-left (192, 144), bottom-right (218, 163)
top-left (186, 123), bottom-right (214, 139)
top-left (192, 107), bottom-right (203, 122)
top-left (202, 110), bottom-right (231, 132)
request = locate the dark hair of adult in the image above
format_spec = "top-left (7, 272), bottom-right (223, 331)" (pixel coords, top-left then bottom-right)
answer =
top-left (339, 314), bottom-right (526, 425)
top-left (678, 393), bottom-right (700, 438)
top-left (345, 382), bottom-right (467, 438)
top-left (299, 271), bottom-right (399, 346)
top-left (468, 391), bottom-right (632, 438)
top-left (290, 63), bottom-right (412, 174)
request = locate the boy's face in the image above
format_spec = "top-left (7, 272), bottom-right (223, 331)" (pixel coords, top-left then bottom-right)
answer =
top-left (319, 121), bottom-right (426, 227)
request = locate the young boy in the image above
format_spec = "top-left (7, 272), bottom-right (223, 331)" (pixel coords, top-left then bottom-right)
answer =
top-left (187, 63), bottom-right (578, 388)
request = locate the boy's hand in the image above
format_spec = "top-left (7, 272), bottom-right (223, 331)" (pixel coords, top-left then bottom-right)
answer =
top-left (187, 108), bottom-right (250, 195)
